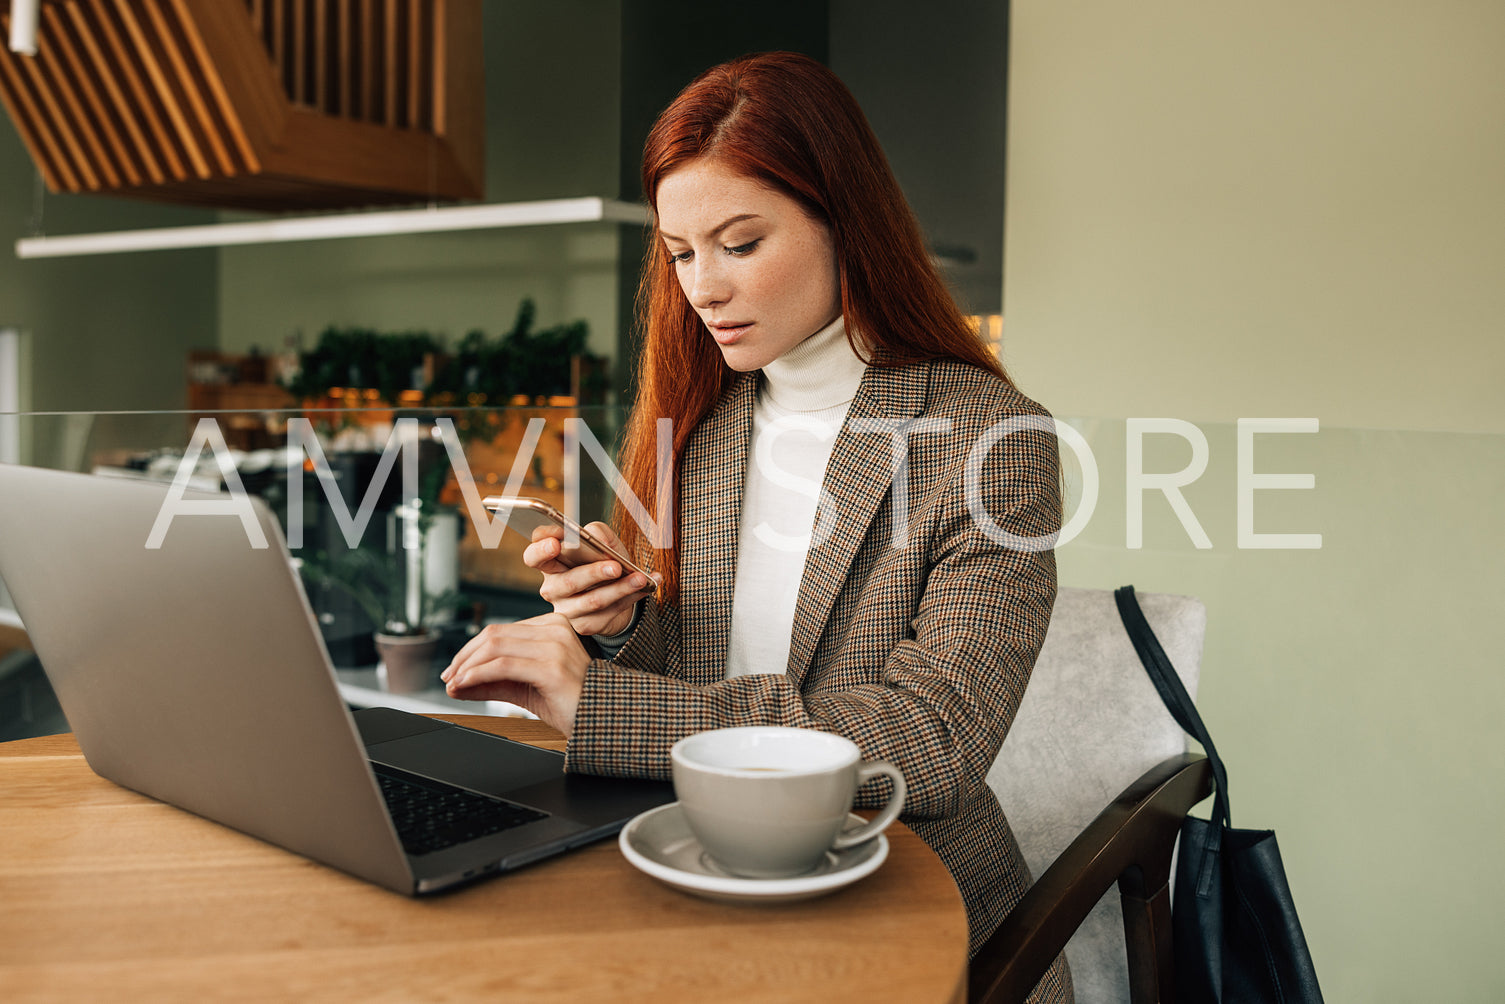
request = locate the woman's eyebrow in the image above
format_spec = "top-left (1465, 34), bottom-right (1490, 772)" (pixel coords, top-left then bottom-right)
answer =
top-left (659, 213), bottom-right (764, 243)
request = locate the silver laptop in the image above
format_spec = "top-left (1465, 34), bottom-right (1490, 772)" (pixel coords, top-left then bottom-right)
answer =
top-left (0, 464), bottom-right (671, 894)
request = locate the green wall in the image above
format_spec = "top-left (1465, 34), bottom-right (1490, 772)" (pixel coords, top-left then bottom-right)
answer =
top-left (1006, 3), bottom-right (1505, 1000)
top-left (0, 118), bottom-right (217, 418)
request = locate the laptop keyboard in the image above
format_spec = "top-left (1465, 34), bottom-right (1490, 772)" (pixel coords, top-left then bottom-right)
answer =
top-left (372, 763), bottom-right (548, 857)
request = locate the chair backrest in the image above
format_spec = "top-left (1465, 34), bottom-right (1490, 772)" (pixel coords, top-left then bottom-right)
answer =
top-left (987, 586), bottom-right (1206, 1004)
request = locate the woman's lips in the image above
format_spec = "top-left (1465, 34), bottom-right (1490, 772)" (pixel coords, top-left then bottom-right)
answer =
top-left (709, 322), bottom-right (753, 345)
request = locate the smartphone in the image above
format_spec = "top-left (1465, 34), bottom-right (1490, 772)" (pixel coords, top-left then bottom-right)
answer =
top-left (482, 495), bottom-right (653, 580)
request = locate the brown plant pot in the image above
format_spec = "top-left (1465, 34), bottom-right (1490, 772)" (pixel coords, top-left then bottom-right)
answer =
top-left (374, 632), bottom-right (440, 694)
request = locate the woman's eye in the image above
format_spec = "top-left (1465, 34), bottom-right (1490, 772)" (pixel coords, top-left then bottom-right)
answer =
top-left (725, 240), bottom-right (761, 256)
top-left (667, 249), bottom-right (692, 264)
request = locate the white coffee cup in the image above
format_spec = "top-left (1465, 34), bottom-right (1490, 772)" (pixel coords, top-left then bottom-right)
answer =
top-left (670, 726), bottom-right (907, 879)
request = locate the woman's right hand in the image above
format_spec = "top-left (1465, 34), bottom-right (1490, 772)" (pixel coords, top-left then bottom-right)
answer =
top-left (523, 522), bottom-right (657, 638)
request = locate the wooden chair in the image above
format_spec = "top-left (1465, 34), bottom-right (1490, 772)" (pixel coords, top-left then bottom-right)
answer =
top-left (972, 588), bottom-right (1214, 1004)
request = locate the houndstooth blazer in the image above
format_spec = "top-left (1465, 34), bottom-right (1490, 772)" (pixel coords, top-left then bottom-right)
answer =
top-left (566, 358), bottom-right (1072, 1000)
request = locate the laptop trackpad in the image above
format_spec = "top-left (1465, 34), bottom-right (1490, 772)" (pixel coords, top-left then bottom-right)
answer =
top-left (365, 726), bottom-right (565, 796)
top-left (505, 771), bottom-right (675, 827)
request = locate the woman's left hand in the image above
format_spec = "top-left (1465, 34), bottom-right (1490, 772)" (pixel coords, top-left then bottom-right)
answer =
top-left (440, 613), bottom-right (589, 737)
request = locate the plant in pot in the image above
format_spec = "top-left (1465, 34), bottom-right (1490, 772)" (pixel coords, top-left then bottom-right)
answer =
top-left (298, 497), bottom-right (467, 694)
top-left (279, 325), bottom-right (444, 411)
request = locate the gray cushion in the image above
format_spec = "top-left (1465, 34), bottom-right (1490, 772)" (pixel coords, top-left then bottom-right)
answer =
top-left (987, 587), bottom-right (1205, 1004)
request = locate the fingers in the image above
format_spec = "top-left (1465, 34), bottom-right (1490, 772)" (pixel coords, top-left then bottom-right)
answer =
top-left (518, 522), bottom-right (655, 636)
top-left (523, 524), bottom-right (653, 596)
top-left (534, 555), bottom-right (654, 638)
top-left (522, 526), bottom-right (568, 573)
top-left (444, 637), bottom-right (551, 692)
top-left (551, 581), bottom-right (648, 639)
top-left (540, 559), bottom-right (623, 601)
top-left (539, 561), bottom-right (649, 607)
top-left (446, 677), bottom-right (543, 715)
top-left (582, 521), bottom-right (624, 550)
top-left (523, 522), bottom-right (623, 572)
top-left (444, 612), bottom-right (565, 678)
top-left (440, 615), bottom-right (586, 735)
top-left (444, 614), bottom-right (580, 685)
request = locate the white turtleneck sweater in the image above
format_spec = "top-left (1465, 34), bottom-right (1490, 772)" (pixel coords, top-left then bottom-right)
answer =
top-left (725, 316), bottom-right (869, 678)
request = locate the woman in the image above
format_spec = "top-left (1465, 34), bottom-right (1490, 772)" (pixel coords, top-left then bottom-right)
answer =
top-left (442, 52), bottom-right (1070, 1000)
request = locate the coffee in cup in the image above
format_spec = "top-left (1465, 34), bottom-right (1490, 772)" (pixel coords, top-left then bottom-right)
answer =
top-left (670, 726), bottom-right (906, 879)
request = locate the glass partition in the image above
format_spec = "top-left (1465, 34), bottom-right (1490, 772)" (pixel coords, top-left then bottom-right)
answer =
top-left (5, 410), bottom-right (1502, 854)
top-left (6, 408), bottom-right (1501, 980)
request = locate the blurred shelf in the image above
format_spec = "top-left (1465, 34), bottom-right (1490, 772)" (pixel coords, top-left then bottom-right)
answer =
top-left (17, 197), bottom-right (650, 259)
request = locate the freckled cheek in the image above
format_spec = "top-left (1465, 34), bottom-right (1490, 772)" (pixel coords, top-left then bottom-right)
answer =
top-left (740, 268), bottom-right (778, 308)
top-left (790, 267), bottom-right (835, 319)
top-left (755, 256), bottom-right (810, 306)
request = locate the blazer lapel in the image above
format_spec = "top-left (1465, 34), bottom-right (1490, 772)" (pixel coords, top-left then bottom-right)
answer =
top-left (679, 374), bottom-right (756, 687)
top-left (785, 362), bottom-right (930, 684)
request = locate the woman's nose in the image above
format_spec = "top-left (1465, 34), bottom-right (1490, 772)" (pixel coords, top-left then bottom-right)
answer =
top-left (687, 258), bottom-right (730, 309)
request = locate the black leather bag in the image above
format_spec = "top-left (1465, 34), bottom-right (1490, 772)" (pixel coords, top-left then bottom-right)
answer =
top-left (1114, 585), bottom-right (1325, 1004)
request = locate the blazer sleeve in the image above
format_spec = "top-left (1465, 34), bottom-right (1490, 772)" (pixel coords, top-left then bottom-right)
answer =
top-left (564, 404), bottom-right (1061, 821)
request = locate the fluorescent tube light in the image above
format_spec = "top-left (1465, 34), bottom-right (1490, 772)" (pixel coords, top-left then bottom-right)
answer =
top-left (8, 0), bottom-right (38, 55)
top-left (15, 197), bottom-right (650, 259)
top-left (0, 328), bottom-right (19, 465)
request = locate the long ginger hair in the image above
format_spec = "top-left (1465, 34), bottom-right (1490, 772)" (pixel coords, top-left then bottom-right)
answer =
top-left (616, 51), bottom-right (1011, 603)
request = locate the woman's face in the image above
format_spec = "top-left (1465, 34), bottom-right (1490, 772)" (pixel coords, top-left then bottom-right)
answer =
top-left (655, 159), bottom-right (842, 372)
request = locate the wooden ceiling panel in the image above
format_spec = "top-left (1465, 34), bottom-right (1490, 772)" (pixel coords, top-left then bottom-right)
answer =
top-left (41, 3), bottom-right (136, 184)
top-left (0, 0), bottom-right (483, 210)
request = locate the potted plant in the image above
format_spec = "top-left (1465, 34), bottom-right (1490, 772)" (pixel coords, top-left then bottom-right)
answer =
top-left (279, 326), bottom-right (443, 410)
top-left (298, 496), bottom-right (467, 693)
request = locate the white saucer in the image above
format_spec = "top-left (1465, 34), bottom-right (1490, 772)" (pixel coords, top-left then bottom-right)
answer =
top-left (618, 802), bottom-right (888, 904)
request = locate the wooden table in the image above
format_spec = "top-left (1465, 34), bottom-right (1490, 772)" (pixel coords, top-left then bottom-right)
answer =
top-left (0, 715), bottom-right (968, 1002)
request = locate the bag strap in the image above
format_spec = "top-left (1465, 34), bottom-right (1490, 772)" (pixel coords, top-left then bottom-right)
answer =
top-left (1113, 585), bottom-right (1232, 848)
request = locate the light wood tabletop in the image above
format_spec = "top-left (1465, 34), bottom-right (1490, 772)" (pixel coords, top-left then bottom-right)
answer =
top-left (0, 715), bottom-right (968, 1003)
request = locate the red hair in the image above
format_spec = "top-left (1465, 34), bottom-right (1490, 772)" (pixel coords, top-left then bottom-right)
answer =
top-left (616, 51), bottom-right (1010, 603)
